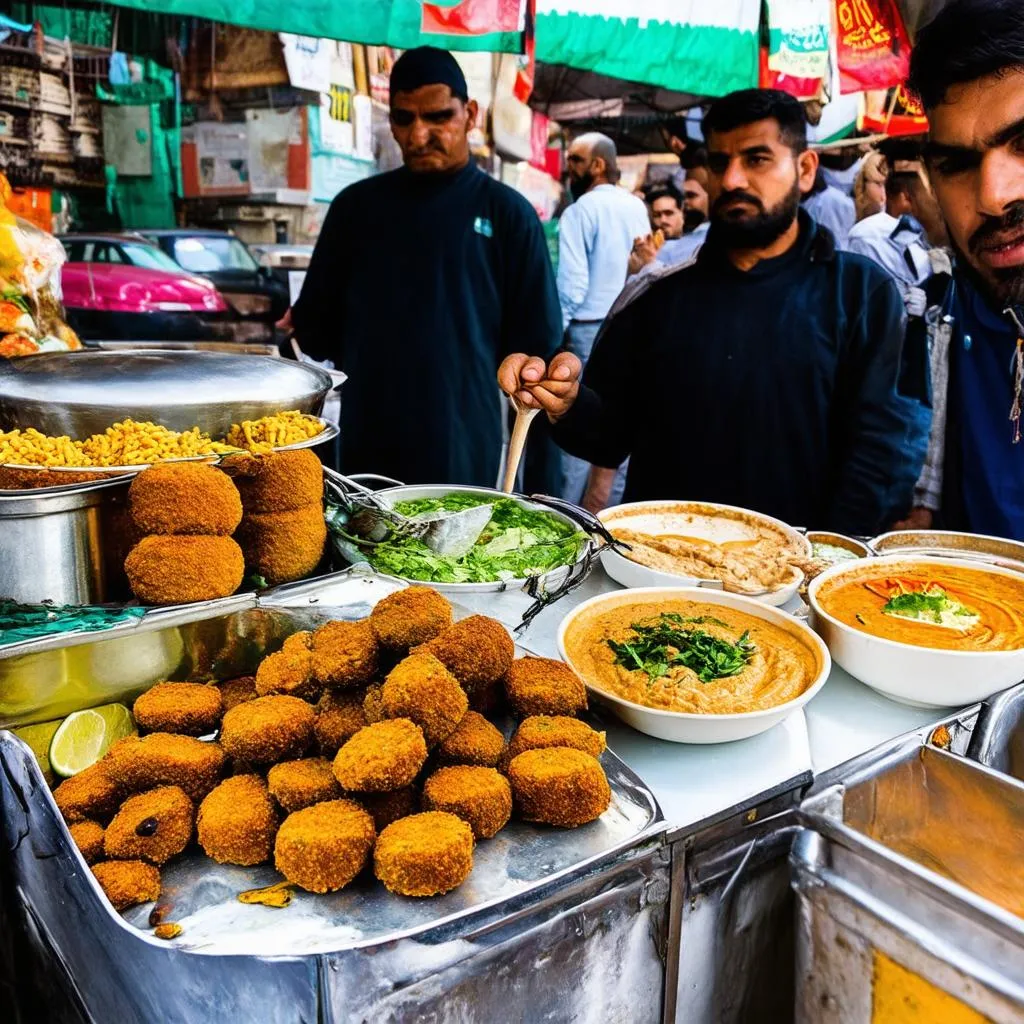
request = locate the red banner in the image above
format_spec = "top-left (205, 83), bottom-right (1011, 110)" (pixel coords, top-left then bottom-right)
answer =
top-left (421, 0), bottom-right (523, 36)
top-left (860, 84), bottom-right (930, 137)
top-left (512, 0), bottom-right (536, 103)
top-left (835, 0), bottom-right (912, 94)
top-left (758, 45), bottom-right (822, 100)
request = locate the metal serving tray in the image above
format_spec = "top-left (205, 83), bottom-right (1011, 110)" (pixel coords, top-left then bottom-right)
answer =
top-left (968, 681), bottom-right (1024, 783)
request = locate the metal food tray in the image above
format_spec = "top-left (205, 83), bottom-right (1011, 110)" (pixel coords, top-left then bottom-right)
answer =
top-left (869, 528), bottom-right (1024, 573)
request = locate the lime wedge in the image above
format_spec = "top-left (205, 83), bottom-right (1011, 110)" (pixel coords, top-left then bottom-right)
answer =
top-left (13, 720), bottom-right (62, 784)
top-left (49, 703), bottom-right (135, 778)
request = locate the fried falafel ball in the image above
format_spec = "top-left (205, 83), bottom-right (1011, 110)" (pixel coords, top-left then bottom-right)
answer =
top-left (282, 631), bottom-right (313, 654)
top-left (437, 711), bottom-right (506, 768)
top-left (104, 734), bottom-right (226, 802)
top-left (255, 646), bottom-right (318, 700)
top-left (216, 675), bottom-right (258, 712)
top-left (501, 716), bottom-right (606, 772)
top-left (125, 535), bottom-right (245, 605)
top-left (235, 506), bottom-right (326, 586)
top-left (220, 695), bottom-right (315, 766)
top-left (128, 463), bottom-right (243, 536)
top-left (92, 859), bottom-right (161, 911)
top-left (54, 762), bottom-right (126, 824)
top-left (197, 774), bottom-right (279, 866)
top-left (363, 683), bottom-right (386, 724)
top-left (132, 682), bottom-right (223, 736)
top-left (314, 691), bottom-right (368, 755)
top-left (381, 651), bottom-right (468, 746)
top-left (103, 785), bottom-right (194, 865)
top-left (355, 787), bottom-right (419, 832)
top-left (504, 658), bottom-right (588, 719)
top-left (267, 757), bottom-right (343, 813)
top-left (69, 820), bottom-right (105, 864)
top-left (507, 748), bottom-right (610, 828)
top-left (223, 450), bottom-right (323, 514)
top-left (370, 587), bottom-right (452, 653)
top-left (422, 616), bottom-right (514, 689)
top-left (332, 719), bottom-right (427, 793)
top-left (311, 619), bottom-right (379, 689)
top-left (422, 766), bottom-right (512, 840)
top-left (274, 799), bottom-right (375, 893)
top-left (374, 811), bottom-right (474, 897)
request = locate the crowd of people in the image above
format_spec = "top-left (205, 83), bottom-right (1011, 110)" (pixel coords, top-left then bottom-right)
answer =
top-left (292, 0), bottom-right (1024, 544)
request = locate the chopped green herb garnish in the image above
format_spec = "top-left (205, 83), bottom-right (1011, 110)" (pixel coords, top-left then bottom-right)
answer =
top-left (880, 584), bottom-right (978, 629)
top-left (606, 612), bottom-right (757, 684)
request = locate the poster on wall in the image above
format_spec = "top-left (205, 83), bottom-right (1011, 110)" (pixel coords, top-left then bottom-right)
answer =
top-left (195, 123), bottom-right (248, 190)
top-left (279, 34), bottom-right (334, 93)
top-left (320, 84), bottom-right (355, 154)
top-left (246, 109), bottom-right (301, 192)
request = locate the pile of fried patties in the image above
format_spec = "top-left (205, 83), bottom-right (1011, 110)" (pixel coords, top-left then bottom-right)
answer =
top-left (53, 588), bottom-right (611, 912)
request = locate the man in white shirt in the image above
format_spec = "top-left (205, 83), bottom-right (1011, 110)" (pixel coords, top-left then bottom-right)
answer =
top-left (556, 132), bottom-right (649, 503)
top-left (802, 169), bottom-right (856, 249)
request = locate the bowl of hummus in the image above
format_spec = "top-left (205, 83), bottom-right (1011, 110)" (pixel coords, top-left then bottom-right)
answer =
top-left (557, 588), bottom-right (830, 744)
top-left (809, 555), bottom-right (1024, 708)
top-left (598, 501), bottom-right (812, 607)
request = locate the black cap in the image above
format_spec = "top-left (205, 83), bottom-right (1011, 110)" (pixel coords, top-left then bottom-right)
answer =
top-left (390, 46), bottom-right (469, 105)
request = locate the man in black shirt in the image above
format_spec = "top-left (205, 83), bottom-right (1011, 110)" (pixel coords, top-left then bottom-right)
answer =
top-left (292, 47), bottom-right (562, 486)
top-left (499, 90), bottom-right (928, 534)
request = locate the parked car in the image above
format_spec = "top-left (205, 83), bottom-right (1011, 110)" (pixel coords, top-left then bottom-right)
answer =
top-left (140, 229), bottom-right (290, 341)
top-left (248, 243), bottom-right (314, 306)
top-left (59, 235), bottom-right (230, 341)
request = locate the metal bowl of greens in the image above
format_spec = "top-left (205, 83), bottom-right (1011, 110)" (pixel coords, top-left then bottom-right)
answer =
top-left (326, 483), bottom-right (596, 594)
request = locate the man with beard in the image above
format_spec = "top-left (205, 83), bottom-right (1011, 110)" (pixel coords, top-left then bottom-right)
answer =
top-left (497, 89), bottom-right (926, 534)
top-left (898, 0), bottom-right (1024, 540)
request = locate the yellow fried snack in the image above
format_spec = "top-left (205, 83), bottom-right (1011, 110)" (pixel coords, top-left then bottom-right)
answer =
top-left (219, 695), bottom-right (315, 765)
top-left (197, 774), bottom-right (279, 866)
top-left (502, 716), bottom-right (606, 771)
top-left (235, 506), bottom-right (326, 586)
top-left (507, 748), bottom-right (610, 828)
top-left (504, 657), bottom-right (588, 718)
top-left (53, 762), bottom-right (126, 823)
top-left (422, 766), bottom-right (511, 840)
top-left (437, 710), bottom-right (506, 768)
top-left (381, 651), bottom-right (468, 746)
top-left (374, 812), bottom-right (474, 897)
top-left (124, 534), bottom-right (245, 605)
top-left (274, 799), bottom-right (376, 893)
top-left (369, 587), bottom-right (452, 652)
top-left (362, 683), bottom-right (386, 724)
top-left (314, 691), bottom-right (368, 755)
top-left (104, 734), bottom-right (226, 802)
top-left (223, 411), bottom-right (324, 453)
top-left (267, 757), bottom-right (343, 812)
top-left (128, 463), bottom-right (242, 536)
top-left (216, 675), bottom-right (258, 712)
top-left (103, 785), bottom-right (193, 865)
top-left (422, 616), bottom-right (514, 688)
top-left (222, 449), bottom-right (323, 513)
top-left (133, 682), bottom-right (223, 736)
top-left (255, 646), bottom-right (318, 700)
top-left (311, 619), bottom-right (379, 688)
top-left (92, 859), bottom-right (161, 911)
top-left (69, 820), bottom-right (105, 864)
top-left (332, 719), bottom-right (427, 793)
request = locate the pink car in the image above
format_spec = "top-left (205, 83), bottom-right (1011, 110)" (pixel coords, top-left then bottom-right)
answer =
top-left (60, 234), bottom-right (230, 341)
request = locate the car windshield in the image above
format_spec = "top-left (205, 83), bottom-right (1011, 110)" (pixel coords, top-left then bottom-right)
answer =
top-left (120, 243), bottom-right (184, 273)
top-left (171, 236), bottom-right (258, 273)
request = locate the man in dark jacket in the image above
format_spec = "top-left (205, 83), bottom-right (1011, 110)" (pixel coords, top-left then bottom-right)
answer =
top-left (897, 0), bottom-right (1024, 540)
top-left (499, 89), bottom-right (927, 535)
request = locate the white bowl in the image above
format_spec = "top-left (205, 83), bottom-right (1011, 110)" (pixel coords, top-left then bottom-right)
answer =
top-left (556, 587), bottom-right (831, 744)
top-left (598, 500), bottom-right (810, 607)
top-left (807, 555), bottom-right (1024, 709)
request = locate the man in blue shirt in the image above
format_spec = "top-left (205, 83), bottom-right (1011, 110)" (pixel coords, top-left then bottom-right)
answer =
top-left (904, 0), bottom-right (1024, 539)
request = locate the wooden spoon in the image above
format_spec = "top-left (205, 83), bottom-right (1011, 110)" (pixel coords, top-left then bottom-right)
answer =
top-left (502, 395), bottom-right (540, 494)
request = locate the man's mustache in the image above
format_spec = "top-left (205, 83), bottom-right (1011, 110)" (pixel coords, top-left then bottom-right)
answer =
top-left (713, 190), bottom-right (764, 214)
top-left (968, 201), bottom-right (1024, 253)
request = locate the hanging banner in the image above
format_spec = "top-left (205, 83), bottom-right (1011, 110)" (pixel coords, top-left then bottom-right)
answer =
top-left (860, 83), bottom-right (929, 136)
top-left (759, 45), bottom-right (822, 100)
top-left (421, 0), bottom-right (524, 36)
top-left (834, 0), bottom-right (912, 94)
top-left (512, 0), bottom-right (535, 103)
top-left (765, 0), bottom-right (831, 80)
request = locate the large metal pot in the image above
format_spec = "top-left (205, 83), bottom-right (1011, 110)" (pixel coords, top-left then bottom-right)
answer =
top-left (0, 477), bottom-right (131, 604)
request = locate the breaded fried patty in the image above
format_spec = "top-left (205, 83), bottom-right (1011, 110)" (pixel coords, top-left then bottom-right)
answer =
top-left (54, 762), bottom-right (126, 823)
top-left (332, 719), bottom-right (427, 793)
top-left (219, 695), bottom-right (315, 765)
top-left (133, 682), bottom-right (223, 736)
top-left (381, 651), bottom-right (467, 745)
top-left (216, 675), bottom-right (258, 712)
top-left (370, 587), bottom-right (452, 652)
top-left (314, 691), bottom-right (367, 755)
top-left (274, 799), bottom-right (375, 893)
top-left (503, 716), bottom-right (605, 770)
top-left (104, 734), bottom-right (226, 801)
top-left (223, 450), bottom-right (323, 514)
top-left (128, 463), bottom-right (242, 536)
top-left (69, 820), bottom-right (105, 864)
top-left (363, 683), bottom-right (386, 723)
top-left (125, 534), bottom-right (245, 605)
top-left (507, 748), bottom-right (610, 828)
top-left (103, 785), bottom-right (193, 864)
top-left (504, 658), bottom-right (587, 718)
top-left (422, 766), bottom-right (511, 839)
top-left (235, 506), bottom-right (326, 586)
top-left (423, 615), bottom-right (514, 688)
top-left (311, 620), bottom-right (379, 688)
top-left (92, 860), bottom-right (161, 911)
top-left (267, 757), bottom-right (342, 812)
top-left (437, 711), bottom-right (505, 768)
top-left (255, 646), bottom-right (318, 700)
top-left (197, 775), bottom-right (279, 866)
top-left (374, 812), bottom-right (474, 897)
